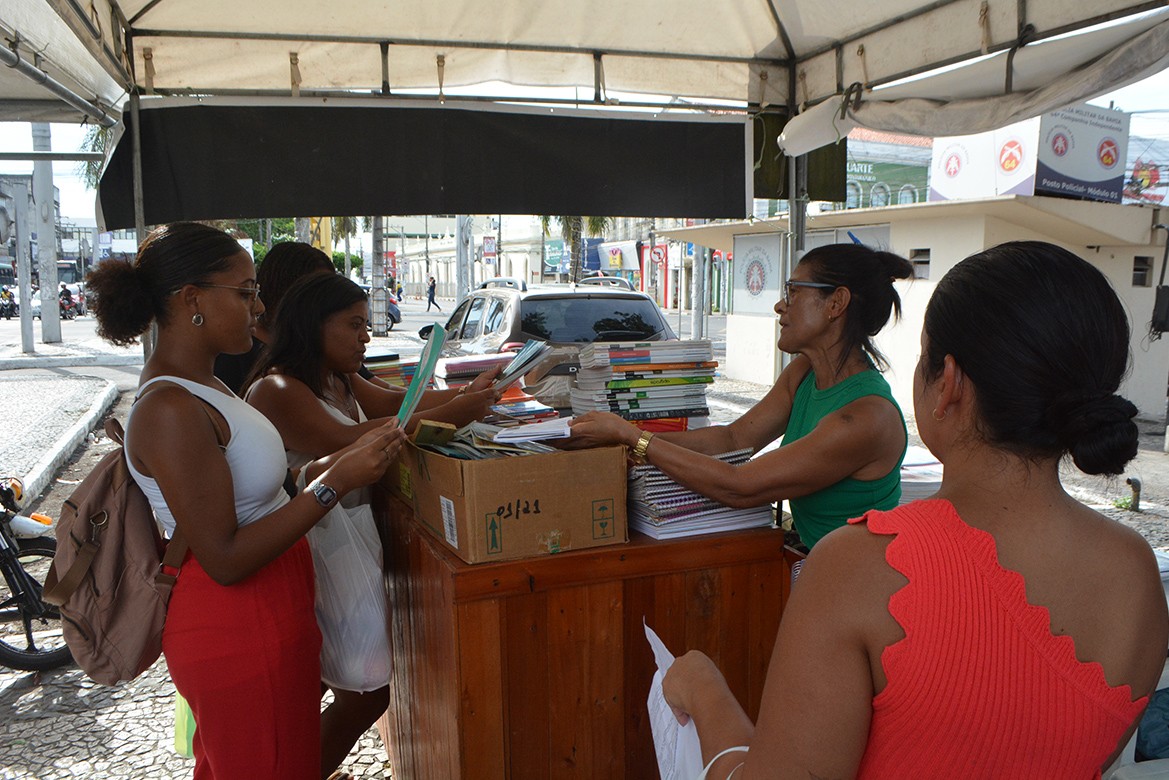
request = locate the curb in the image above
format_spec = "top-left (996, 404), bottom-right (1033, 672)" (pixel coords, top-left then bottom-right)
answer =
top-left (0, 354), bottom-right (143, 371)
top-left (22, 380), bottom-right (118, 501)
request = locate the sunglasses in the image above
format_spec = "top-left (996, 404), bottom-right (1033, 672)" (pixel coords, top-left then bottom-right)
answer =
top-left (198, 283), bottom-right (261, 302)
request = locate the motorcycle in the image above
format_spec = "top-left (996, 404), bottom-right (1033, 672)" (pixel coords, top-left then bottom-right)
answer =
top-left (0, 476), bottom-right (71, 672)
top-left (59, 297), bottom-right (77, 320)
top-left (0, 297), bottom-right (15, 320)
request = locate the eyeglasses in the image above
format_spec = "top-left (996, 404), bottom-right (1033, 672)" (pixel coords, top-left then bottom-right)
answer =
top-left (199, 284), bottom-right (261, 302)
top-left (783, 279), bottom-right (836, 304)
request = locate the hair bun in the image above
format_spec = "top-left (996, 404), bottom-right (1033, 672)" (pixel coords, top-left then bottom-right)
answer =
top-left (1051, 393), bottom-right (1139, 475)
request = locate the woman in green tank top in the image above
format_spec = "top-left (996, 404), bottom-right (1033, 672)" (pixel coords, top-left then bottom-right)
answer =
top-left (569, 243), bottom-right (913, 549)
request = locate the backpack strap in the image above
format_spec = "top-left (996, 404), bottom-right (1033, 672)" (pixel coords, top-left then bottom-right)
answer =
top-left (153, 401), bottom-right (228, 573)
top-left (43, 515), bottom-right (104, 607)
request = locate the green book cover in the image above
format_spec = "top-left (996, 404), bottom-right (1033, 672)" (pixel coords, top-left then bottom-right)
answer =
top-left (604, 376), bottom-right (715, 389)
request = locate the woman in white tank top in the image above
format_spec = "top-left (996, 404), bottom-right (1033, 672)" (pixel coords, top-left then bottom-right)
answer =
top-left (87, 222), bottom-right (405, 780)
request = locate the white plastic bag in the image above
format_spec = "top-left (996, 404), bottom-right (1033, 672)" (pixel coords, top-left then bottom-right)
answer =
top-left (306, 501), bottom-right (391, 692)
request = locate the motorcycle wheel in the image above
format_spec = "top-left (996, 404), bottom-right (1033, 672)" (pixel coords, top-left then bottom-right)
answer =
top-left (0, 536), bottom-right (72, 672)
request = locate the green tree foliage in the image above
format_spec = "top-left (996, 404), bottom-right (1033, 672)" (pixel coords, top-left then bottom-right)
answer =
top-left (75, 124), bottom-right (112, 189)
top-left (539, 215), bottom-right (611, 282)
top-left (331, 250), bottom-right (362, 274)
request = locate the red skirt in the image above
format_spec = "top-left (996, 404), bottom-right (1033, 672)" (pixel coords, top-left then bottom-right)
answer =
top-left (163, 537), bottom-right (322, 780)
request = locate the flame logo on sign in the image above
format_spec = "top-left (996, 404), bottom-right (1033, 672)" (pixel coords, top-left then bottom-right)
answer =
top-left (1098, 138), bottom-right (1119, 169)
top-left (999, 140), bottom-right (1024, 172)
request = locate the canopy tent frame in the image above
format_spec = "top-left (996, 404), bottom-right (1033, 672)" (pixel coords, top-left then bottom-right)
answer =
top-left (17, 0), bottom-right (1163, 121)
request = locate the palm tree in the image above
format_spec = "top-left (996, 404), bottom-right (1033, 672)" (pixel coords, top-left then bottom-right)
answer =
top-left (75, 124), bottom-right (113, 189)
top-left (332, 216), bottom-right (359, 277)
top-left (539, 216), bottom-right (611, 282)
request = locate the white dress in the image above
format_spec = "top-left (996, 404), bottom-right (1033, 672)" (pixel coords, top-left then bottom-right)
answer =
top-left (286, 395), bottom-right (391, 693)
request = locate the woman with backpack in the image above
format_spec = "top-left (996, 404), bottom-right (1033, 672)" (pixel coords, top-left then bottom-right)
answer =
top-left (87, 222), bottom-right (404, 780)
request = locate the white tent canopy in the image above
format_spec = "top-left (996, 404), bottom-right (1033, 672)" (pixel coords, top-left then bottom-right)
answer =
top-left (780, 6), bottom-right (1169, 154)
top-left (4, 0), bottom-right (1165, 124)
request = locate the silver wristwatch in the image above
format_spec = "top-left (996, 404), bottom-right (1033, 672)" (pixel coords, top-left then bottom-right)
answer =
top-left (307, 479), bottom-right (338, 509)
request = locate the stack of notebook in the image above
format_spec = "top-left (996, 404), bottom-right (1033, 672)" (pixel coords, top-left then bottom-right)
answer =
top-left (435, 353), bottom-right (517, 388)
top-left (572, 340), bottom-right (717, 424)
top-left (627, 448), bottom-right (774, 540)
top-left (490, 392), bottom-right (559, 423)
top-left (365, 357), bottom-right (418, 388)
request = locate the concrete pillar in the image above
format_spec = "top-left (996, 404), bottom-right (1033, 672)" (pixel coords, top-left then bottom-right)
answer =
top-left (31, 124), bottom-right (61, 343)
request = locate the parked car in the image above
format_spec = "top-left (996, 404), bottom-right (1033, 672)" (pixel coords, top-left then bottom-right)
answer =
top-left (357, 283), bottom-right (401, 329)
top-left (12, 290), bottom-right (41, 319)
top-left (418, 278), bottom-right (677, 407)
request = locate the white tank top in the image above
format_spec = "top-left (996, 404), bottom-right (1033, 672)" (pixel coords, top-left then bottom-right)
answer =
top-left (281, 392), bottom-right (370, 510)
top-left (126, 376), bottom-right (290, 536)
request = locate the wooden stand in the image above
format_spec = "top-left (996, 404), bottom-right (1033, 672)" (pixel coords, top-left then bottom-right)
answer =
top-left (377, 491), bottom-right (804, 778)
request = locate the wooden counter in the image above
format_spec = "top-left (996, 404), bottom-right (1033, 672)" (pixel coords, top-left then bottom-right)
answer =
top-left (377, 491), bottom-right (803, 779)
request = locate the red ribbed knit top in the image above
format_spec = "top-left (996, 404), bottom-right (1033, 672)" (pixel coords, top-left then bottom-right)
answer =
top-left (849, 499), bottom-right (1147, 779)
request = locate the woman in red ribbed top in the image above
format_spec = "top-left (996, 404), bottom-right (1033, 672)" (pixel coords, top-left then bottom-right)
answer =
top-left (663, 241), bottom-right (1169, 779)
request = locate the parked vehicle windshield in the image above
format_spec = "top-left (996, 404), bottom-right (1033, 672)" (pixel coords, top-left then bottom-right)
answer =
top-left (57, 263), bottom-right (82, 285)
top-left (518, 296), bottom-right (668, 342)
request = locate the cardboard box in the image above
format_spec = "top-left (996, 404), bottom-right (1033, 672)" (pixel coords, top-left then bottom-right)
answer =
top-left (395, 443), bottom-right (628, 564)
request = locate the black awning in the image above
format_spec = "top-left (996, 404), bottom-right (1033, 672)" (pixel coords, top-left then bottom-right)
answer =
top-left (97, 101), bottom-right (751, 229)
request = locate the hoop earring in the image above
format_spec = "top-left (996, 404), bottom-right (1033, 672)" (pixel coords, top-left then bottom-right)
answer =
top-left (191, 312), bottom-right (204, 327)
top-left (932, 408), bottom-right (946, 421)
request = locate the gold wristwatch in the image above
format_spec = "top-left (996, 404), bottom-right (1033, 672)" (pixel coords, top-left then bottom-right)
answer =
top-left (631, 431), bottom-right (655, 464)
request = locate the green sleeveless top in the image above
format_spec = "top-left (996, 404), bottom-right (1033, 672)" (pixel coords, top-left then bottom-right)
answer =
top-left (783, 368), bottom-right (906, 549)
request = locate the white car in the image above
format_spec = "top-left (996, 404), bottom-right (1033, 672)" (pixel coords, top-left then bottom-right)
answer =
top-left (11, 290), bottom-right (41, 319)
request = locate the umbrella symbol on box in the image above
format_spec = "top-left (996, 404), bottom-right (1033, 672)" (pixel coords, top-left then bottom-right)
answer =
top-left (593, 499), bottom-right (615, 539)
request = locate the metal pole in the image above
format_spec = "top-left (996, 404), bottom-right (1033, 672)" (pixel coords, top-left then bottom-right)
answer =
top-left (128, 91), bottom-right (156, 361)
top-left (648, 226), bottom-right (656, 299)
top-left (424, 215), bottom-right (431, 274)
top-left (455, 215), bottom-right (472, 303)
top-left (371, 216), bottom-right (386, 336)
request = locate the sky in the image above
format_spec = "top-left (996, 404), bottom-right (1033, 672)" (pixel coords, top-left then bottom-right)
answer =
top-left (1, 68), bottom-right (1168, 223)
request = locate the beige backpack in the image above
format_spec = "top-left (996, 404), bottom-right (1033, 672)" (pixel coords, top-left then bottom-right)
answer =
top-left (44, 412), bottom-right (221, 685)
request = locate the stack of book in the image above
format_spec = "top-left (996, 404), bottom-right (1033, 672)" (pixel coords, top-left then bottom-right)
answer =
top-left (436, 353), bottom-right (517, 388)
top-left (413, 421), bottom-right (560, 459)
top-left (490, 392), bottom-right (559, 423)
top-left (627, 448), bottom-right (774, 540)
top-left (572, 340), bottom-right (717, 426)
top-left (365, 357), bottom-right (418, 388)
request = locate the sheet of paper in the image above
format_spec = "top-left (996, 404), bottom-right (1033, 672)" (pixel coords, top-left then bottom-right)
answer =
top-left (644, 620), bottom-right (704, 780)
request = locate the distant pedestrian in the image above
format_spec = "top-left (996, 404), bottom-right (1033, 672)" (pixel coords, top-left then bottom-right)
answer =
top-left (426, 276), bottom-right (441, 312)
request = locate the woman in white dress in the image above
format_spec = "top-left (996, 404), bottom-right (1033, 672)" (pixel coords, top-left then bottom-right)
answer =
top-left (246, 271), bottom-right (500, 779)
